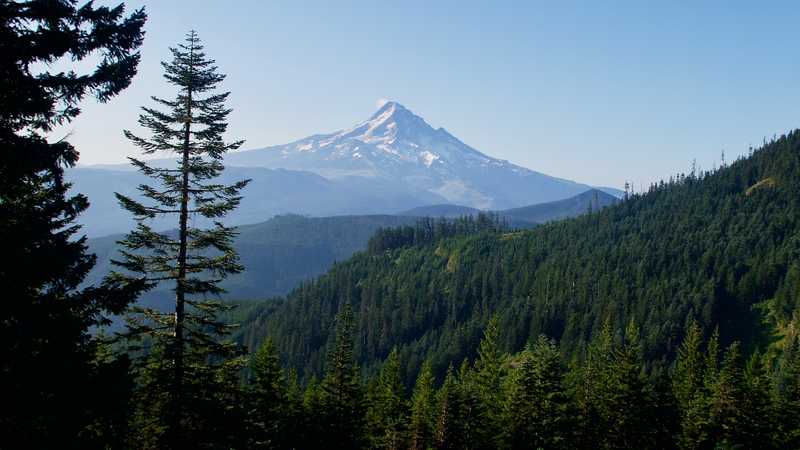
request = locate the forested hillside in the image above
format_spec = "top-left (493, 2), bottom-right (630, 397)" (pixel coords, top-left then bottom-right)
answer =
top-left (400, 188), bottom-right (619, 226)
top-left (237, 131), bottom-right (800, 385)
top-left (86, 214), bottom-right (417, 301)
top-left (86, 189), bottom-right (611, 305)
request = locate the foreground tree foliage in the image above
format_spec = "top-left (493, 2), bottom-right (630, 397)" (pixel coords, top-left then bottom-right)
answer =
top-left (0, 1), bottom-right (145, 447)
top-left (109, 31), bottom-right (250, 449)
top-left (225, 317), bottom-right (797, 449)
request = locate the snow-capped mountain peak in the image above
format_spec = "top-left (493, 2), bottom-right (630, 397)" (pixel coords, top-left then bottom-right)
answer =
top-left (225, 102), bottom-right (594, 209)
top-left (302, 101), bottom-right (445, 165)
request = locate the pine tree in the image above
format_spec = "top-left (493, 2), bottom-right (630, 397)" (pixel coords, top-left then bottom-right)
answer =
top-left (283, 368), bottom-right (305, 449)
top-left (319, 303), bottom-right (364, 449)
top-left (249, 338), bottom-right (287, 449)
top-left (435, 364), bottom-right (466, 450)
top-left (110, 30), bottom-right (249, 448)
top-left (0, 2), bottom-right (146, 447)
top-left (366, 348), bottom-right (407, 450)
top-left (707, 342), bottom-right (746, 448)
top-left (674, 321), bottom-right (705, 411)
top-left (674, 321), bottom-right (712, 449)
top-left (408, 360), bottom-right (437, 450)
top-left (301, 376), bottom-right (325, 449)
top-left (472, 316), bottom-right (505, 449)
top-left (507, 335), bottom-right (573, 450)
top-left (741, 351), bottom-right (774, 448)
top-left (456, 358), bottom-right (493, 450)
top-left (573, 320), bottom-right (613, 447)
top-left (601, 320), bottom-right (653, 449)
top-left (776, 336), bottom-right (800, 448)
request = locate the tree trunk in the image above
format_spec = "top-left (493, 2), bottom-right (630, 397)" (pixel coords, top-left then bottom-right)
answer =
top-left (171, 33), bottom-right (195, 447)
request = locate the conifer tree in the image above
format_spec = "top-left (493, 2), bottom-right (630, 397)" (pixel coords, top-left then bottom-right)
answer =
top-left (674, 321), bottom-right (712, 449)
top-left (435, 364), bottom-right (466, 450)
top-left (456, 358), bottom-right (493, 450)
top-left (249, 338), bottom-right (287, 448)
top-left (366, 348), bottom-right (407, 450)
top-left (283, 368), bottom-right (305, 449)
top-left (741, 350), bottom-right (774, 448)
top-left (470, 316), bottom-right (506, 448)
top-left (707, 342), bottom-right (747, 448)
top-left (674, 321), bottom-right (705, 411)
top-left (408, 360), bottom-right (437, 450)
top-left (507, 335), bottom-right (573, 450)
top-left (601, 320), bottom-right (653, 449)
top-left (110, 30), bottom-right (249, 448)
top-left (319, 303), bottom-right (364, 449)
top-left (776, 336), bottom-right (800, 448)
top-left (301, 376), bottom-right (325, 449)
top-left (0, 2), bottom-right (146, 447)
top-left (574, 320), bottom-right (613, 446)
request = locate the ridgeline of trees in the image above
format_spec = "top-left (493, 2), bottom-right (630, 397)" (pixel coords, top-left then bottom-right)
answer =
top-left (238, 129), bottom-right (800, 389)
top-left (366, 213), bottom-right (508, 254)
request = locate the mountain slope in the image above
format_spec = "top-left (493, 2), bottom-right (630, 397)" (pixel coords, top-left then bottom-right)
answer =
top-left (399, 204), bottom-right (483, 218)
top-left (234, 131), bottom-right (800, 381)
top-left (500, 188), bottom-right (618, 224)
top-left (71, 101), bottom-right (614, 236)
top-left (226, 101), bottom-right (599, 209)
top-left (69, 166), bottom-right (440, 237)
top-left (86, 190), bottom-right (618, 306)
top-left (400, 188), bottom-right (619, 225)
top-left (86, 214), bottom-right (418, 301)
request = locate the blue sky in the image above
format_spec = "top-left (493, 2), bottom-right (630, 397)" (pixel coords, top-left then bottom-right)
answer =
top-left (64, 1), bottom-right (800, 189)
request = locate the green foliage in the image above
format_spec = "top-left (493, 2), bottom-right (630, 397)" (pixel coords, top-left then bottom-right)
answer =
top-left (239, 131), bottom-right (800, 387)
top-left (109, 30), bottom-right (249, 448)
top-left (775, 335), bottom-right (800, 448)
top-left (366, 348), bottom-right (408, 450)
top-left (367, 213), bottom-right (508, 254)
top-left (506, 335), bottom-right (573, 449)
top-left (434, 365), bottom-right (467, 450)
top-left (408, 361), bottom-right (437, 450)
top-left (0, 1), bottom-right (146, 447)
top-left (248, 338), bottom-right (287, 448)
top-left (319, 304), bottom-right (365, 449)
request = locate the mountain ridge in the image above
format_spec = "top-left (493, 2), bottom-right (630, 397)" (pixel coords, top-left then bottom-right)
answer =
top-left (70, 101), bottom-right (621, 237)
top-left (85, 188), bottom-right (609, 303)
top-left (225, 101), bottom-right (608, 209)
top-left (400, 188), bottom-right (618, 225)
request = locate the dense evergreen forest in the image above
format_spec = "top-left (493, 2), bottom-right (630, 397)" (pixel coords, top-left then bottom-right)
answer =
top-left (237, 131), bottom-right (800, 387)
top-left (3, 1), bottom-right (800, 449)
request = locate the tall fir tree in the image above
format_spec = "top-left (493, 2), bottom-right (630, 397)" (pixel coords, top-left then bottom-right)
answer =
top-left (674, 321), bottom-right (712, 449)
top-left (109, 30), bottom-right (249, 449)
top-left (507, 335), bottom-right (573, 450)
top-left (573, 319), bottom-right (614, 447)
top-left (434, 364), bottom-right (466, 450)
top-left (707, 342), bottom-right (747, 448)
top-left (776, 335), bottom-right (800, 448)
top-left (600, 320), bottom-right (655, 449)
top-left (473, 315), bottom-right (506, 448)
top-left (741, 350), bottom-right (775, 448)
top-left (249, 337), bottom-right (287, 449)
top-left (319, 303), bottom-right (365, 449)
top-left (0, 2), bottom-right (146, 447)
top-left (408, 360), bottom-right (437, 450)
top-left (366, 348), bottom-right (408, 450)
